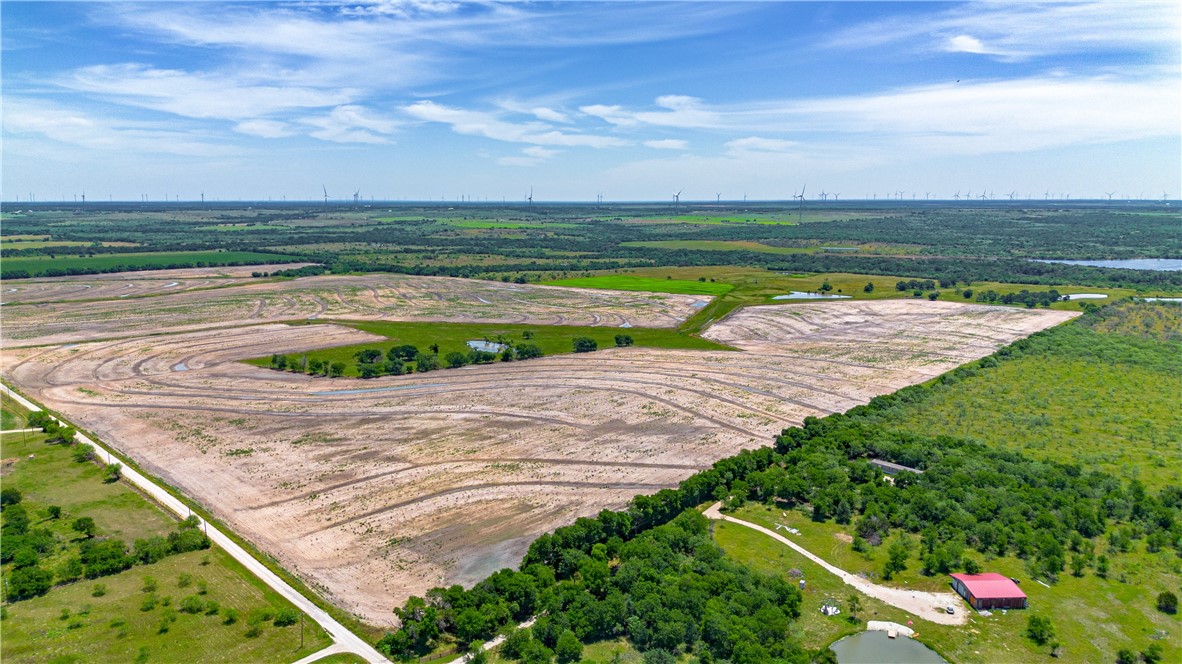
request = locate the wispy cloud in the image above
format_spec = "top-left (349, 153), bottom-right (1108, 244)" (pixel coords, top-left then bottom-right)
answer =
top-left (4, 97), bottom-right (236, 157)
top-left (302, 105), bottom-right (400, 144)
top-left (827, 2), bottom-right (1181, 62)
top-left (403, 100), bottom-right (627, 148)
top-left (581, 95), bottom-right (720, 129)
top-left (644, 139), bottom-right (688, 150)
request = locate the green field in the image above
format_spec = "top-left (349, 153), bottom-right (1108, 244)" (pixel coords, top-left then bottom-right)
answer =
top-left (0, 430), bottom-right (331, 662)
top-left (245, 319), bottom-right (732, 377)
top-left (718, 503), bottom-right (1181, 664)
top-left (2, 391), bottom-right (31, 430)
top-left (866, 304), bottom-right (1182, 489)
top-left (443, 219), bottom-right (578, 230)
top-left (195, 224), bottom-right (291, 232)
top-left (1, 251), bottom-right (299, 278)
top-left (542, 275), bottom-right (733, 296)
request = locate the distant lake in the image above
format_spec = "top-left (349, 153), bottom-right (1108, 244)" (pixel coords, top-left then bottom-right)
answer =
top-left (830, 631), bottom-right (946, 664)
top-left (1033, 258), bottom-right (1182, 271)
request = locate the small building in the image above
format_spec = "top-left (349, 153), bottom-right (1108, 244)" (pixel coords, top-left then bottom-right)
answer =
top-left (950, 573), bottom-right (1028, 610)
top-left (869, 458), bottom-right (923, 476)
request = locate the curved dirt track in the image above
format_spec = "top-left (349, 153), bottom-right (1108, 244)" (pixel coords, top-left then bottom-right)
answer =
top-left (0, 294), bottom-right (1076, 626)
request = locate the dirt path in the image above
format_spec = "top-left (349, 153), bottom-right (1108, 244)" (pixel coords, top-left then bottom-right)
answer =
top-left (703, 502), bottom-right (967, 626)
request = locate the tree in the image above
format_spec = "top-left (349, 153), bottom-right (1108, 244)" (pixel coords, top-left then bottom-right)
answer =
top-left (1141, 643), bottom-right (1163, 664)
top-left (429, 343), bottom-right (440, 355)
top-left (0, 488), bottom-right (21, 510)
top-left (6, 564), bottom-right (53, 600)
top-left (1096, 555), bottom-right (1110, 579)
top-left (846, 594), bottom-right (862, 621)
top-left (573, 337), bottom-right (598, 353)
top-left (928, 291), bottom-right (940, 301)
top-left (307, 358), bottom-right (325, 375)
top-left (46, 505), bottom-right (62, 520)
top-left (863, 282), bottom-right (874, 293)
top-left (819, 281), bottom-right (833, 292)
top-left (269, 353), bottom-right (287, 370)
top-left (614, 334), bottom-right (634, 347)
top-left (1116, 649), bottom-right (1137, 664)
top-left (389, 345), bottom-right (419, 362)
top-left (358, 364), bottom-right (384, 379)
top-left (1069, 553), bottom-right (1088, 577)
top-left (72, 517), bottom-right (97, 538)
top-left (555, 629), bottom-right (583, 663)
top-left (963, 289), bottom-right (974, 299)
top-left (1156, 591), bottom-right (1177, 614)
top-left (354, 348), bottom-right (382, 364)
top-left (515, 344), bottom-right (543, 360)
top-left (415, 353), bottom-right (439, 373)
top-left (883, 535), bottom-right (910, 579)
top-left (104, 462), bottom-right (123, 483)
top-left (1025, 615), bottom-right (1055, 646)
top-left (73, 445), bottom-right (95, 463)
top-left (329, 362), bottom-right (346, 378)
top-left (501, 627), bottom-right (532, 660)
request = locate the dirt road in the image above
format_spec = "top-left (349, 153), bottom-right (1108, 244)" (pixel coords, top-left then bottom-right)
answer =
top-left (704, 502), bottom-right (967, 626)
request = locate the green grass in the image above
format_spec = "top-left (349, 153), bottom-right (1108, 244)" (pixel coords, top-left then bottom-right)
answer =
top-left (0, 431), bottom-right (331, 662)
top-left (2, 391), bottom-right (31, 429)
top-left (305, 653), bottom-right (367, 664)
top-left (541, 275), bottom-right (733, 296)
top-left (442, 219), bottom-right (578, 230)
top-left (0, 251), bottom-right (298, 278)
top-left (867, 322), bottom-right (1182, 490)
top-left (244, 320), bottom-right (732, 377)
top-left (716, 506), bottom-right (1182, 664)
top-left (195, 224), bottom-right (291, 232)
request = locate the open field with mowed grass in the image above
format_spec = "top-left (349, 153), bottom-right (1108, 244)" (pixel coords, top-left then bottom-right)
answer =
top-left (3, 390), bottom-right (31, 429)
top-left (1, 251), bottom-right (298, 278)
top-left (541, 275), bottom-right (732, 296)
top-left (718, 504), bottom-right (1181, 664)
top-left (0, 431), bottom-right (331, 663)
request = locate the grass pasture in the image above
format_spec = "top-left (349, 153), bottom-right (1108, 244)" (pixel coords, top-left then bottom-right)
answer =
top-left (0, 430), bottom-right (331, 663)
top-left (2, 390), bottom-right (32, 429)
top-left (0, 251), bottom-right (299, 278)
top-left (542, 274), bottom-right (733, 296)
top-left (246, 319), bottom-right (733, 376)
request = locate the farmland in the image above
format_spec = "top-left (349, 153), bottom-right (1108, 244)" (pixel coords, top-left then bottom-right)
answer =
top-left (0, 251), bottom-right (299, 279)
top-left (0, 286), bottom-right (1071, 626)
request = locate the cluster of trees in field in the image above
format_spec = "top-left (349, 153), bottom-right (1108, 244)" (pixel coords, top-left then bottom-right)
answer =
top-left (1, 255), bottom-right (304, 280)
top-left (375, 307), bottom-right (1180, 661)
top-left (269, 334), bottom-right (635, 379)
top-left (2, 489), bottom-right (210, 602)
top-left (973, 289), bottom-right (1064, 308)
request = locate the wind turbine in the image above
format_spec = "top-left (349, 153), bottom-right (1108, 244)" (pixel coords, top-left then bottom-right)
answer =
top-left (1105, 192), bottom-right (1115, 200)
top-left (1007, 191), bottom-right (1016, 201)
top-left (673, 190), bottom-right (682, 205)
top-left (353, 189), bottom-right (360, 207)
top-left (716, 192), bottom-right (721, 203)
top-left (819, 190), bottom-right (828, 201)
top-left (925, 191), bottom-right (930, 200)
top-left (527, 187), bottom-right (533, 207)
top-left (953, 191), bottom-right (960, 201)
top-left (978, 191), bottom-right (988, 201)
top-left (832, 192), bottom-right (840, 201)
top-left (793, 184), bottom-right (806, 221)
top-left (322, 185), bottom-right (329, 207)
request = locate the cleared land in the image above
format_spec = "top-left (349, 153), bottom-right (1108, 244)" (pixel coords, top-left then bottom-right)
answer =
top-left (0, 293), bottom-right (1073, 626)
top-left (1, 274), bottom-right (702, 346)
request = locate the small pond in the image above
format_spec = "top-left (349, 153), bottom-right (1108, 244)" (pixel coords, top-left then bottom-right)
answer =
top-left (1141, 297), bottom-right (1182, 302)
top-left (1033, 258), bottom-right (1182, 271)
top-left (467, 340), bottom-right (506, 353)
top-left (1061, 293), bottom-right (1108, 300)
top-left (830, 631), bottom-right (946, 664)
top-left (773, 292), bottom-right (852, 300)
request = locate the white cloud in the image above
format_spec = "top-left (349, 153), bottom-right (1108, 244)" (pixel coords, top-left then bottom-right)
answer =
top-left (581, 95), bottom-right (719, 129)
top-left (725, 137), bottom-right (796, 154)
top-left (3, 97), bottom-right (236, 157)
top-left (234, 119), bottom-right (294, 138)
top-left (60, 64), bottom-right (354, 121)
top-left (643, 139), bottom-right (688, 150)
top-left (827, 2), bottom-right (1180, 61)
top-left (302, 105), bottom-right (399, 144)
top-left (523, 146), bottom-right (560, 159)
top-left (945, 35), bottom-right (987, 55)
top-left (403, 100), bottom-right (627, 148)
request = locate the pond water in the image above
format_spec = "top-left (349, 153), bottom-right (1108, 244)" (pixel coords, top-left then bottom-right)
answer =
top-left (830, 631), bottom-right (946, 664)
top-left (467, 340), bottom-right (506, 353)
top-left (1061, 293), bottom-right (1108, 300)
top-left (772, 291), bottom-right (852, 300)
top-left (1033, 258), bottom-right (1182, 271)
top-left (1141, 297), bottom-right (1182, 302)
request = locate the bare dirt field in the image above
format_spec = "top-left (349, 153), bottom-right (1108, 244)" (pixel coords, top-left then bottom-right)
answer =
top-left (0, 273), bottom-right (700, 346)
top-left (0, 294), bottom-right (1075, 626)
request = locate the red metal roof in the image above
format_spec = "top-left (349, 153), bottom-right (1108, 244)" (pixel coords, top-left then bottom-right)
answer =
top-left (950, 573), bottom-right (1027, 600)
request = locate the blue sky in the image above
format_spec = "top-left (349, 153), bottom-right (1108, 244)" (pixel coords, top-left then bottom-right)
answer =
top-left (3, 1), bottom-right (1179, 202)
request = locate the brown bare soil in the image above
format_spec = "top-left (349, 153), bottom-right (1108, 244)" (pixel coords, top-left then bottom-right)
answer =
top-left (0, 293), bottom-right (1075, 626)
top-left (0, 274), bottom-right (700, 346)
